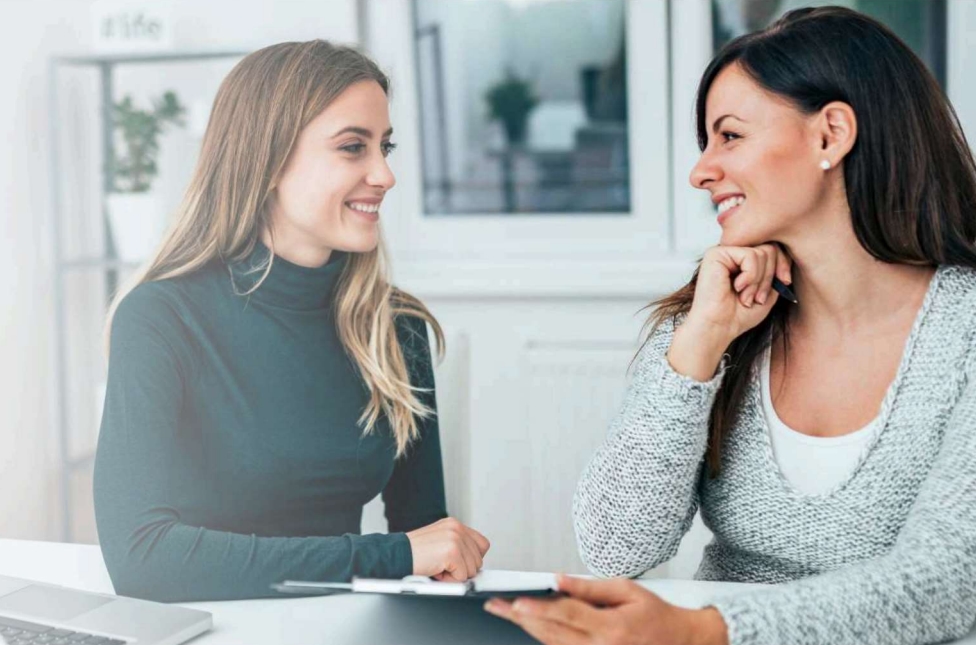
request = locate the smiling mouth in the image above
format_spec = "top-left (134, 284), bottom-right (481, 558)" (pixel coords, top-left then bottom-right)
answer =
top-left (345, 201), bottom-right (381, 214)
top-left (716, 195), bottom-right (744, 223)
top-left (717, 195), bottom-right (745, 214)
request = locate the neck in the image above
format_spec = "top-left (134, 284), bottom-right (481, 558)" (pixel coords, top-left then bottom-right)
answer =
top-left (261, 227), bottom-right (333, 268)
top-left (778, 206), bottom-right (935, 336)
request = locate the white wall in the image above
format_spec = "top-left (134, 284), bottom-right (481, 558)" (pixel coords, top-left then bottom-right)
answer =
top-left (0, 0), bottom-right (359, 542)
top-left (0, 0), bottom-right (92, 541)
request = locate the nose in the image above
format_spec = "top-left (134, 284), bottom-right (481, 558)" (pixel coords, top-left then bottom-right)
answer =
top-left (367, 153), bottom-right (396, 192)
top-left (689, 148), bottom-right (722, 190)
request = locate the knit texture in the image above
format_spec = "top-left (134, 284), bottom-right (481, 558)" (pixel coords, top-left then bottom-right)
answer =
top-left (573, 265), bottom-right (976, 645)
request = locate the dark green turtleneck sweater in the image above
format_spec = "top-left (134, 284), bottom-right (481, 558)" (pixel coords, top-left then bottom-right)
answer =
top-left (92, 243), bottom-right (446, 602)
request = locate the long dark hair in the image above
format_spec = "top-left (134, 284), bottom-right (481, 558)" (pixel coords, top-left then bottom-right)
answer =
top-left (648, 6), bottom-right (976, 477)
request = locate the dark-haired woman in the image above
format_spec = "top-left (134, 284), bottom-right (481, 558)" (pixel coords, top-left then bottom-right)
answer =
top-left (485, 7), bottom-right (976, 645)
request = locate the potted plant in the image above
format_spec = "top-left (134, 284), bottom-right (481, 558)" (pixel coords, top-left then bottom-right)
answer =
top-left (105, 90), bottom-right (186, 262)
top-left (484, 68), bottom-right (539, 146)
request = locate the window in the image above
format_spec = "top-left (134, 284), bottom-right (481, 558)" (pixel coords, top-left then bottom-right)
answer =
top-left (711, 0), bottom-right (946, 86)
top-left (413, 0), bottom-right (630, 216)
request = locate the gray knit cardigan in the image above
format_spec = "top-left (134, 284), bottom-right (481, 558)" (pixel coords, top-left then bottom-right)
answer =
top-left (573, 264), bottom-right (976, 645)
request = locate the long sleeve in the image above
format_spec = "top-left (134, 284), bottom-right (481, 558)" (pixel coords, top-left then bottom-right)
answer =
top-left (93, 288), bottom-right (412, 603)
top-left (710, 376), bottom-right (976, 645)
top-left (382, 315), bottom-right (448, 533)
top-left (573, 316), bottom-right (726, 578)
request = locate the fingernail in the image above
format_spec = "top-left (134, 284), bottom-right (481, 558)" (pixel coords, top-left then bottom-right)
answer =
top-left (757, 292), bottom-right (766, 305)
top-left (512, 600), bottom-right (528, 614)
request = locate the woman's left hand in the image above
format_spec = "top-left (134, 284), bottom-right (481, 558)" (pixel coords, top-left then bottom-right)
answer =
top-left (484, 575), bottom-right (729, 645)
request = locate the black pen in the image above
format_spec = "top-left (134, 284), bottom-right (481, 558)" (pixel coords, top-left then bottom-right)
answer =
top-left (771, 277), bottom-right (798, 304)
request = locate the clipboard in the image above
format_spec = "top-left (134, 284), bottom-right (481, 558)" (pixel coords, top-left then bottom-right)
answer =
top-left (272, 571), bottom-right (560, 599)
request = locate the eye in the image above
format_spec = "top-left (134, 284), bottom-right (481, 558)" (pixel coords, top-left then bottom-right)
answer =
top-left (381, 141), bottom-right (398, 157)
top-left (340, 142), bottom-right (367, 155)
top-left (721, 130), bottom-right (742, 143)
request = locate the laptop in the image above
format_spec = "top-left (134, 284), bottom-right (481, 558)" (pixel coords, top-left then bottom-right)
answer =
top-left (0, 575), bottom-right (211, 644)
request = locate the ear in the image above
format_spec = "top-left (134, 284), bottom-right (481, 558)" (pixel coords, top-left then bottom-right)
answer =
top-left (816, 101), bottom-right (857, 167)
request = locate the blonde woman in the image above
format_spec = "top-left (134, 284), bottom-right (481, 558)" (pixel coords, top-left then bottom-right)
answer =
top-left (93, 40), bottom-right (489, 603)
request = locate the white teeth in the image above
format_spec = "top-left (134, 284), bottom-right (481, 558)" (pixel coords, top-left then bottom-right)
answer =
top-left (347, 202), bottom-right (380, 213)
top-left (717, 196), bottom-right (745, 214)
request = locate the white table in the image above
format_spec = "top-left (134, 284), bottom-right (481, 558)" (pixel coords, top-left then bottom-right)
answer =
top-left (0, 539), bottom-right (973, 644)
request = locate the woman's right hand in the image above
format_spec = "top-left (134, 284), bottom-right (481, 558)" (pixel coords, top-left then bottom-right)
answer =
top-left (668, 244), bottom-right (792, 381)
top-left (406, 517), bottom-right (491, 582)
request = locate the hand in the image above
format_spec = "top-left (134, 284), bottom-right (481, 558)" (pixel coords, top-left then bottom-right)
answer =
top-left (688, 243), bottom-right (793, 344)
top-left (666, 243), bottom-right (793, 381)
top-left (484, 575), bottom-right (729, 645)
top-left (406, 517), bottom-right (490, 582)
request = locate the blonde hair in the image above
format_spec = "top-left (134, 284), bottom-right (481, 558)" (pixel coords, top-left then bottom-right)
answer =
top-left (104, 40), bottom-right (444, 457)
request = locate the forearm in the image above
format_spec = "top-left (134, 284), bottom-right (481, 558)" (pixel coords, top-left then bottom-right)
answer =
top-left (95, 504), bottom-right (413, 602)
top-left (710, 550), bottom-right (976, 645)
top-left (573, 321), bottom-right (726, 577)
top-left (668, 318), bottom-right (732, 382)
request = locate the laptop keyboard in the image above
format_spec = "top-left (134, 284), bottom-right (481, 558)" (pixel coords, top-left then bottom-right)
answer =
top-left (0, 616), bottom-right (125, 644)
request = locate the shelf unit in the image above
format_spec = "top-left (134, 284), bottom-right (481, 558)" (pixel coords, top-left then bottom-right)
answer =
top-left (48, 49), bottom-right (248, 542)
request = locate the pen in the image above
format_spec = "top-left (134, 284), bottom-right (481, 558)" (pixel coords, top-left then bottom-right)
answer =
top-left (771, 277), bottom-right (798, 304)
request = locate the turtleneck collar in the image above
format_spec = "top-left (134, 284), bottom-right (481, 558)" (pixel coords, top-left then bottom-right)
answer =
top-left (227, 240), bottom-right (347, 311)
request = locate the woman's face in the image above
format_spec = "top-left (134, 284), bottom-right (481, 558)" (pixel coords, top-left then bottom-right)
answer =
top-left (689, 63), bottom-right (829, 248)
top-left (268, 79), bottom-right (396, 266)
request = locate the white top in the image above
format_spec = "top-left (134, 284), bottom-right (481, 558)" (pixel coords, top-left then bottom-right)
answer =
top-left (761, 346), bottom-right (881, 495)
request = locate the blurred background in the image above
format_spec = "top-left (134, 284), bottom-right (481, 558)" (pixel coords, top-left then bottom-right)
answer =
top-left (1, 0), bottom-right (973, 579)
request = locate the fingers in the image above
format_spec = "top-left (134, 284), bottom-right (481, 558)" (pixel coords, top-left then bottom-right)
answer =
top-left (502, 614), bottom-right (590, 645)
top-left (725, 244), bottom-right (791, 308)
top-left (556, 575), bottom-right (637, 607)
top-left (731, 248), bottom-right (765, 307)
top-left (775, 248), bottom-right (793, 285)
top-left (484, 599), bottom-right (591, 645)
top-left (755, 246), bottom-right (777, 306)
top-left (440, 546), bottom-right (475, 582)
top-left (458, 533), bottom-right (481, 578)
top-left (439, 536), bottom-right (478, 581)
top-left (516, 596), bottom-right (602, 630)
top-left (463, 532), bottom-right (485, 571)
top-left (449, 519), bottom-right (489, 575)
top-left (769, 244), bottom-right (793, 284)
top-left (446, 520), bottom-right (482, 579)
top-left (466, 526), bottom-right (491, 556)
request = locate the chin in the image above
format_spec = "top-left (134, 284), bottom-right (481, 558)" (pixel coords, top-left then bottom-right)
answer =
top-left (720, 226), bottom-right (770, 248)
top-left (338, 234), bottom-right (380, 255)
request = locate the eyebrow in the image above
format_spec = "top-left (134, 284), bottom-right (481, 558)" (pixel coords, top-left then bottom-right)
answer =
top-left (711, 114), bottom-right (745, 133)
top-left (330, 126), bottom-right (394, 139)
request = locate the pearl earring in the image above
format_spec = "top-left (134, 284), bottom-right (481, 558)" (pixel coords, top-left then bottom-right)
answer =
top-left (819, 159), bottom-right (831, 170)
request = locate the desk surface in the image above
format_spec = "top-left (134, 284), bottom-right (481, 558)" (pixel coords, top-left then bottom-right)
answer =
top-left (0, 539), bottom-right (972, 645)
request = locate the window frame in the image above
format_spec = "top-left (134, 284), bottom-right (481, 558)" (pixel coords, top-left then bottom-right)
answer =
top-left (366, 0), bottom-right (673, 271)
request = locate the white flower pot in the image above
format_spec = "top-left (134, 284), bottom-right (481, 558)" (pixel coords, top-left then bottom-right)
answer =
top-left (106, 192), bottom-right (169, 263)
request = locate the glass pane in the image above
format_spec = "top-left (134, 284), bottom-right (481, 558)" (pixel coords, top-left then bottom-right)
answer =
top-left (712, 0), bottom-right (946, 86)
top-left (413, 0), bottom-right (630, 216)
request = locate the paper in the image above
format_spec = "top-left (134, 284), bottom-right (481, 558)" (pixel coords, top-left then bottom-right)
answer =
top-left (471, 570), bottom-right (558, 593)
top-left (274, 569), bottom-right (559, 598)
